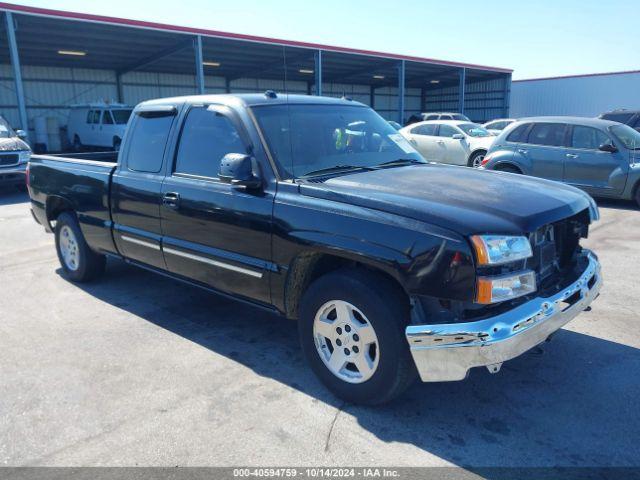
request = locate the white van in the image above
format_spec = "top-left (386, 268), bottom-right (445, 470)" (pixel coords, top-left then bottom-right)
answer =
top-left (67, 104), bottom-right (133, 151)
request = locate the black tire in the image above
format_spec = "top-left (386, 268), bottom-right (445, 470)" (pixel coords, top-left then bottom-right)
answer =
top-left (496, 164), bottom-right (521, 174)
top-left (299, 268), bottom-right (417, 405)
top-left (635, 187), bottom-right (640, 209)
top-left (72, 135), bottom-right (83, 152)
top-left (54, 212), bottom-right (106, 282)
top-left (468, 150), bottom-right (487, 168)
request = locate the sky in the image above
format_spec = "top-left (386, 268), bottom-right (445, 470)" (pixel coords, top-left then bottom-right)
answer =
top-left (7, 0), bottom-right (640, 79)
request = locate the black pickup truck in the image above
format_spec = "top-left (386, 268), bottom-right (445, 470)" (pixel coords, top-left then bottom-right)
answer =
top-left (28, 93), bottom-right (603, 404)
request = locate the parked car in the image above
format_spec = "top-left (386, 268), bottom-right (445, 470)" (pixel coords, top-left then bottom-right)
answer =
top-left (67, 104), bottom-right (133, 151)
top-left (483, 118), bottom-right (517, 135)
top-left (399, 120), bottom-right (495, 167)
top-left (598, 109), bottom-right (640, 132)
top-left (0, 114), bottom-right (31, 190)
top-left (405, 112), bottom-right (471, 126)
top-left (28, 94), bottom-right (602, 405)
top-left (482, 116), bottom-right (640, 206)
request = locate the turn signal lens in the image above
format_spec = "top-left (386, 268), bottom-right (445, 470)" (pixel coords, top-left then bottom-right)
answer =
top-left (476, 271), bottom-right (536, 304)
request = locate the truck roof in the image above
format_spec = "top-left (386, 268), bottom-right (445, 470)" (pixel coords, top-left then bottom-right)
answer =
top-left (138, 93), bottom-right (367, 109)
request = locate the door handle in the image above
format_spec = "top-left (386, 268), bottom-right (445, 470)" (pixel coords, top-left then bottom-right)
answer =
top-left (162, 192), bottom-right (180, 209)
top-left (437, 140), bottom-right (445, 144)
top-left (566, 154), bottom-right (578, 159)
top-left (517, 149), bottom-right (528, 154)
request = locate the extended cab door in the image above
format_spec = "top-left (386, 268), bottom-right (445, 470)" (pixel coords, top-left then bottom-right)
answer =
top-left (159, 104), bottom-right (274, 305)
top-left (564, 124), bottom-right (628, 195)
top-left (110, 105), bottom-right (178, 269)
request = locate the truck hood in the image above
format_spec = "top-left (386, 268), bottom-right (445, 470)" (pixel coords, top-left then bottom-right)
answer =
top-left (0, 137), bottom-right (29, 151)
top-left (299, 164), bottom-right (593, 236)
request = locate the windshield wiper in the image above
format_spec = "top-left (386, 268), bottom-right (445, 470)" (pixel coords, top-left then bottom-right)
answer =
top-left (375, 158), bottom-right (426, 168)
top-left (300, 164), bottom-right (376, 178)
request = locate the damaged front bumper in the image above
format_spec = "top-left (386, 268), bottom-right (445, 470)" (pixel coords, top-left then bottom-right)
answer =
top-left (406, 250), bottom-right (602, 382)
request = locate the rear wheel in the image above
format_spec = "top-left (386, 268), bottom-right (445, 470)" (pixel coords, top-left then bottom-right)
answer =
top-left (634, 184), bottom-right (640, 209)
top-left (298, 269), bottom-right (416, 405)
top-left (468, 150), bottom-right (486, 168)
top-left (55, 212), bottom-right (106, 282)
top-left (72, 135), bottom-right (83, 152)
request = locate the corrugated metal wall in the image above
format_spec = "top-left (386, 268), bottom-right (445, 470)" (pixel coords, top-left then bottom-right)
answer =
top-left (511, 72), bottom-right (640, 117)
top-left (0, 64), bottom-right (419, 134)
top-left (425, 76), bottom-right (509, 122)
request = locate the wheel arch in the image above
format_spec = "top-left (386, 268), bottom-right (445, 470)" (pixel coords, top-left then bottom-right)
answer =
top-left (283, 251), bottom-right (409, 320)
top-left (46, 195), bottom-right (75, 228)
top-left (493, 161), bottom-right (523, 174)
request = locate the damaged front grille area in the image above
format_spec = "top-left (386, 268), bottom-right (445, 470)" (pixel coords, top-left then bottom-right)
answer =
top-left (527, 209), bottom-right (590, 289)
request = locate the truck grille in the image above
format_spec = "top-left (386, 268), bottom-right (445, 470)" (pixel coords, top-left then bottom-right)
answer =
top-left (0, 154), bottom-right (19, 167)
top-left (528, 210), bottom-right (590, 287)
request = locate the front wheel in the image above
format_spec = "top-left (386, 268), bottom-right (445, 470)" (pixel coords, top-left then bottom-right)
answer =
top-left (468, 150), bottom-right (486, 168)
top-left (55, 212), bottom-right (106, 282)
top-left (299, 269), bottom-right (416, 405)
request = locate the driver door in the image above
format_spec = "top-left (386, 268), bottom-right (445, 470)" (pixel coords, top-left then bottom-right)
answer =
top-left (159, 104), bottom-right (274, 304)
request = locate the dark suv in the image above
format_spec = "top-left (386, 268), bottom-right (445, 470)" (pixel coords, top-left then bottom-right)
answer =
top-left (599, 109), bottom-right (640, 132)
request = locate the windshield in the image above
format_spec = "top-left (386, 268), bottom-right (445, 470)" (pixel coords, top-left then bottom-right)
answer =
top-left (610, 124), bottom-right (640, 149)
top-left (111, 109), bottom-right (133, 124)
top-left (452, 114), bottom-right (470, 121)
top-left (252, 104), bottom-right (425, 178)
top-left (458, 123), bottom-right (491, 137)
top-left (0, 115), bottom-right (16, 139)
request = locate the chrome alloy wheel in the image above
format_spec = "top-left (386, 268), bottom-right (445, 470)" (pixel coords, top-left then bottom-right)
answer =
top-left (313, 300), bottom-right (380, 384)
top-left (472, 153), bottom-right (485, 168)
top-left (59, 225), bottom-right (80, 271)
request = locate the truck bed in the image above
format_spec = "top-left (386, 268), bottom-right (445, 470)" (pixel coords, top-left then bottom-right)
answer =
top-left (29, 152), bottom-right (119, 255)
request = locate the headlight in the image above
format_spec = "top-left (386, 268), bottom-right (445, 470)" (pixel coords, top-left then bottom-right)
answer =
top-left (471, 235), bottom-right (532, 265)
top-left (18, 151), bottom-right (31, 164)
top-left (477, 270), bottom-right (536, 304)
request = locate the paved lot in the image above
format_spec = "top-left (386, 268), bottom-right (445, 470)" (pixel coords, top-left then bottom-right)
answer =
top-left (1, 189), bottom-right (639, 468)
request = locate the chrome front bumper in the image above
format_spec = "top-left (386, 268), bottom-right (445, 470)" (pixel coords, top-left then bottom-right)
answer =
top-left (406, 250), bottom-right (602, 382)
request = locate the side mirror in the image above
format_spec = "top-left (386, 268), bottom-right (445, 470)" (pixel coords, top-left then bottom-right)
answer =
top-left (219, 153), bottom-right (262, 189)
top-left (452, 133), bottom-right (465, 140)
top-left (598, 143), bottom-right (618, 153)
top-left (15, 129), bottom-right (27, 140)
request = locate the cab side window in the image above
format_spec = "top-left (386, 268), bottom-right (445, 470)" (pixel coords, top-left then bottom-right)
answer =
top-left (571, 126), bottom-right (612, 150)
top-left (126, 111), bottom-right (175, 173)
top-left (174, 107), bottom-right (247, 178)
